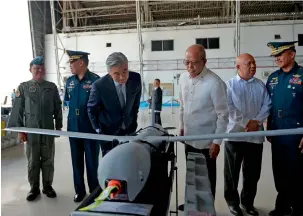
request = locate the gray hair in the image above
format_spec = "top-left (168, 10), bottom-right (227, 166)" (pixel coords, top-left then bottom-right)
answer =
top-left (106, 52), bottom-right (128, 72)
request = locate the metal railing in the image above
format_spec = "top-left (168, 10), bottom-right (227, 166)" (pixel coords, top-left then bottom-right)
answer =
top-left (63, 55), bottom-right (303, 74)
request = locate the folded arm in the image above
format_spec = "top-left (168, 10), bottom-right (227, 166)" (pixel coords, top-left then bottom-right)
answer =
top-left (253, 86), bottom-right (272, 123)
top-left (226, 84), bottom-right (250, 128)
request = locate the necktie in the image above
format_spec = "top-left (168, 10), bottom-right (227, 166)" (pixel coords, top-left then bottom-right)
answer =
top-left (117, 84), bottom-right (125, 109)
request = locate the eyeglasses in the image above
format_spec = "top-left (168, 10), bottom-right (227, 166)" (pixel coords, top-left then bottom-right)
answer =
top-left (183, 59), bottom-right (205, 66)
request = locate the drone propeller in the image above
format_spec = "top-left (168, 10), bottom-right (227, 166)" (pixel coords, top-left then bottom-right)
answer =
top-left (4, 127), bottom-right (303, 143)
top-left (144, 127), bottom-right (303, 143)
top-left (4, 127), bottom-right (136, 142)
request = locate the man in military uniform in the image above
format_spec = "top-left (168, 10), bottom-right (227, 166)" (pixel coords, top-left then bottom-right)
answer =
top-left (12, 56), bottom-right (63, 201)
top-left (64, 50), bottom-right (100, 202)
top-left (266, 41), bottom-right (303, 216)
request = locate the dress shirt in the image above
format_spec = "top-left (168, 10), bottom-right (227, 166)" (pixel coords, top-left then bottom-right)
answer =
top-left (179, 66), bottom-right (229, 149)
top-left (225, 74), bottom-right (272, 144)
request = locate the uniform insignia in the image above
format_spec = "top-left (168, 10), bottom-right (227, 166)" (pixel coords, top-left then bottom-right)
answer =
top-left (86, 80), bottom-right (91, 84)
top-left (83, 84), bottom-right (91, 89)
top-left (29, 86), bottom-right (36, 92)
top-left (43, 88), bottom-right (52, 92)
top-left (269, 77), bottom-right (278, 89)
top-left (70, 81), bottom-right (74, 86)
top-left (287, 85), bottom-right (291, 88)
top-left (15, 90), bottom-right (20, 97)
top-left (289, 75), bottom-right (302, 85)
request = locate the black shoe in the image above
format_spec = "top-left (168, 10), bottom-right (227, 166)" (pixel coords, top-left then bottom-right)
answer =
top-left (228, 205), bottom-right (244, 216)
top-left (269, 208), bottom-right (292, 216)
top-left (74, 193), bottom-right (86, 202)
top-left (240, 204), bottom-right (259, 216)
top-left (178, 204), bottom-right (184, 211)
top-left (26, 188), bottom-right (40, 201)
top-left (42, 186), bottom-right (57, 198)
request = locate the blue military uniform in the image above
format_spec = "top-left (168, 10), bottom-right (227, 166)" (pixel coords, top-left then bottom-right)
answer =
top-left (266, 41), bottom-right (303, 216)
top-left (64, 50), bottom-right (100, 202)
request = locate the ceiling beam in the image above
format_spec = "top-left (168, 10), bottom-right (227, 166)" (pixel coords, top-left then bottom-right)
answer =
top-left (142, 1), bottom-right (153, 22)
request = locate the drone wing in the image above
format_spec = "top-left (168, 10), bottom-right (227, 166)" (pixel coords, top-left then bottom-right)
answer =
top-left (4, 127), bottom-right (135, 142)
top-left (143, 127), bottom-right (303, 143)
top-left (4, 127), bottom-right (303, 143)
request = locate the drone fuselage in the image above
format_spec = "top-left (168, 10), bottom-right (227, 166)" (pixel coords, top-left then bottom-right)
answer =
top-left (97, 124), bottom-right (169, 202)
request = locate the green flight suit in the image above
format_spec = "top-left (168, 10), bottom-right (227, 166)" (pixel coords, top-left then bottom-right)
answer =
top-left (13, 79), bottom-right (63, 189)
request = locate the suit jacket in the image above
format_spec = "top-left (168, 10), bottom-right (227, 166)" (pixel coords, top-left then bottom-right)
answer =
top-left (87, 71), bottom-right (142, 135)
top-left (149, 87), bottom-right (163, 111)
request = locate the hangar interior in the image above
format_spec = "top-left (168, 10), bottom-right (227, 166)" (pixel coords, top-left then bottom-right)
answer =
top-left (1, 1), bottom-right (303, 216)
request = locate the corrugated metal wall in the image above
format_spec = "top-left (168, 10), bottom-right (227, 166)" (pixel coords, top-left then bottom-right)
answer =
top-left (28, 0), bottom-right (62, 57)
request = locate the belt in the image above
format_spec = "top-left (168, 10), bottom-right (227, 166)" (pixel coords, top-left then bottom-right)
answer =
top-left (278, 110), bottom-right (283, 118)
top-left (275, 109), bottom-right (302, 119)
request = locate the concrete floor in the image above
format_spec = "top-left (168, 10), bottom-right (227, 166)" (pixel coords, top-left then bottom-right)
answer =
top-left (1, 107), bottom-right (277, 216)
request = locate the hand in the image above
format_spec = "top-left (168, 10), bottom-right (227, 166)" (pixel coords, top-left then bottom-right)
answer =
top-left (209, 143), bottom-right (220, 159)
top-left (55, 128), bottom-right (61, 138)
top-left (18, 132), bottom-right (27, 143)
top-left (299, 138), bottom-right (303, 154)
top-left (245, 120), bottom-right (259, 132)
top-left (179, 129), bottom-right (184, 136)
top-left (147, 99), bottom-right (151, 103)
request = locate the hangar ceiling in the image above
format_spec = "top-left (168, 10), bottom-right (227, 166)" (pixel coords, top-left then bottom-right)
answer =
top-left (60, 1), bottom-right (303, 32)
top-left (29, 0), bottom-right (303, 56)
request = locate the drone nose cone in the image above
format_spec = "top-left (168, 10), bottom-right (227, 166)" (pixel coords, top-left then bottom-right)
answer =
top-left (98, 142), bottom-right (151, 201)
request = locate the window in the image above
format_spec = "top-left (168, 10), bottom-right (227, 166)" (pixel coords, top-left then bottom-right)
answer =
top-left (298, 34), bottom-right (303, 46)
top-left (274, 34), bottom-right (281, 39)
top-left (106, 43), bottom-right (111, 47)
top-left (151, 41), bottom-right (162, 51)
top-left (196, 38), bottom-right (220, 49)
top-left (151, 40), bottom-right (174, 51)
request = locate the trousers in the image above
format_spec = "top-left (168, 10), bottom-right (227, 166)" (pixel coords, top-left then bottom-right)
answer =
top-left (69, 138), bottom-right (100, 195)
top-left (224, 141), bottom-right (263, 207)
top-left (271, 135), bottom-right (303, 214)
top-left (26, 134), bottom-right (55, 189)
top-left (155, 112), bottom-right (162, 125)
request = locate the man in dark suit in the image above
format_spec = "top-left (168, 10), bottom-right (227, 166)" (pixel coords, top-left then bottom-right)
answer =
top-left (87, 52), bottom-right (142, 156)
top-left (148, 79), bottom-right (163, 125)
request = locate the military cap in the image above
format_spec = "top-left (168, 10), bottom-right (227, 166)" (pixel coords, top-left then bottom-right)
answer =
top-left (30, 56), bottom-right (44, 66)
top-left (66, 50), bottom-right (90, 63)
top-left (267, 41), bottom-right (298, 56)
